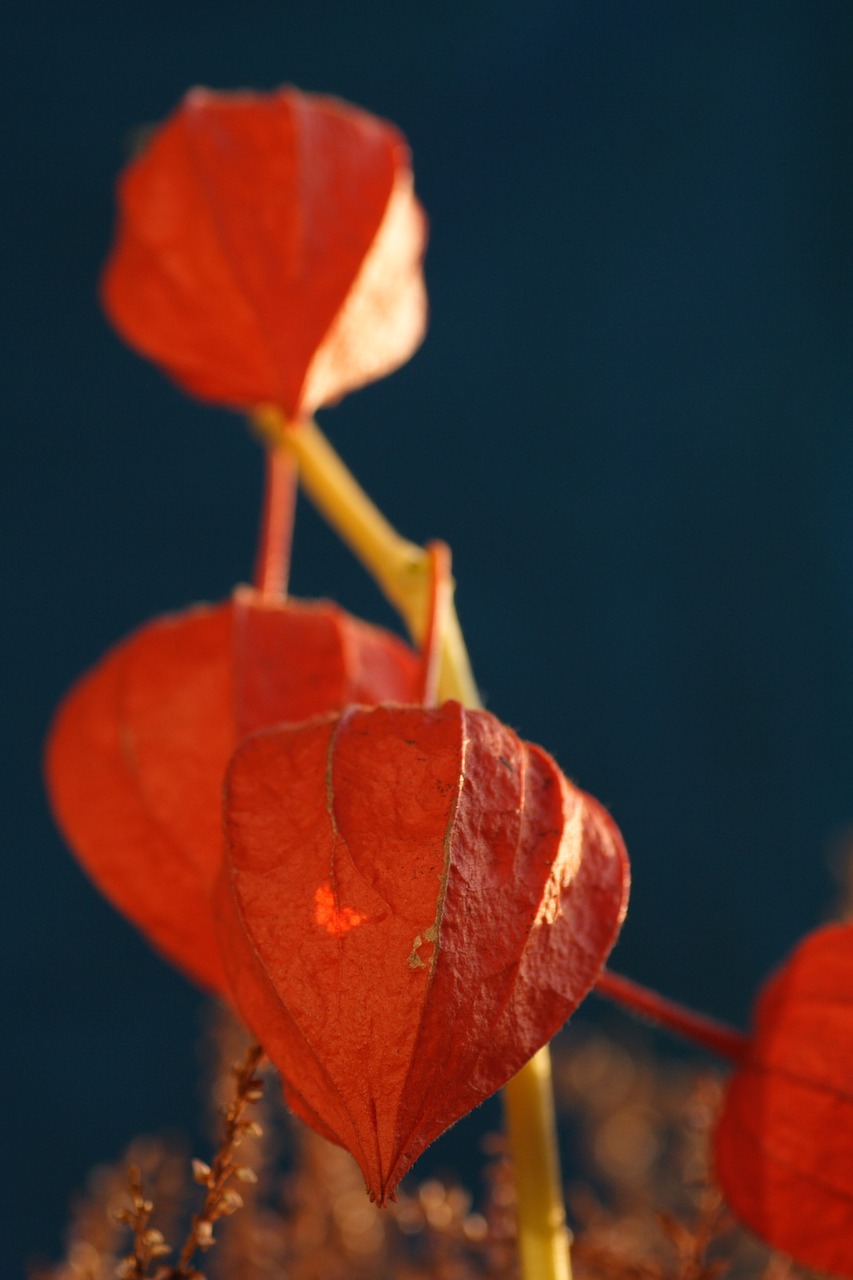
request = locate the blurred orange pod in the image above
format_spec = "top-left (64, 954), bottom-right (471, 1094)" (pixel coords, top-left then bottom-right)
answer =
top-left (101, 87), bottom-right (428, 420)
top-left (45, 590), bottom-right (422, 993)
top-left (715, 921), bottom-right (853, 1277)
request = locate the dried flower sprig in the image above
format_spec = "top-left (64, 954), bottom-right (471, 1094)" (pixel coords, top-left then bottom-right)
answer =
top-left (113, 1167), bottom-right (171, 1279)
top-left (110, 1043), bottom-right (265, 1280)
top-left (168, 1043), bottom-right (265, 1279)
top-left (29, 1138), bottom-right (184, 1280)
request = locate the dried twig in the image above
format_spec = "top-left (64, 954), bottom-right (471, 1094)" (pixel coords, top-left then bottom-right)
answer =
top-left (167, 1043), bottom-right (265, 1279)
top-left (113, 1167), bottom-right (171, 1279)
top-left (108, 1043), bottom-right (264, 1280)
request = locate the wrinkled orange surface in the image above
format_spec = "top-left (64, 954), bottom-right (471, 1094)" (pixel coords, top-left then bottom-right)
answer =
top-left (715, 922), bottom-right (853, 1276)
top-left (46, 590), bottom-right (421, 993)
top-left (217, 701), bottom-right (630, 1201)
top-left (101, 87), bottom-right (427, 418)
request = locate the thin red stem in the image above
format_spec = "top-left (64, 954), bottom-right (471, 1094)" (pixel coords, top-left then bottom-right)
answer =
top-left (253, 445), bottom-right (298, 599)
top-left (594, 967), bottom-right (750, 1063)
top-left (420, 541), bottom-right (452, 708)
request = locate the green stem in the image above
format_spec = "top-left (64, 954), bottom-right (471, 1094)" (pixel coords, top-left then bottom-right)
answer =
top-left (504, 1048), bottom-right (572, 1280)
top-left (253, 411), bottom-right (478, 704)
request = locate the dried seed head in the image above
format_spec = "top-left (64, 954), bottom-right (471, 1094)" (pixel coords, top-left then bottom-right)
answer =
top-left (192, 1158), bottom-right (212, 1186)
top-left (219, 1189), bottom-right (244, 1214)
top-left (195, 1219), bottom-right (214, 1249)
top-left (234, 1165), bottom-right (258, 1183)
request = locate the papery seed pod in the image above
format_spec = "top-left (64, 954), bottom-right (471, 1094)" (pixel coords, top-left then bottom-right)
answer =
top-left (715, 922), bottom-right (853, 1277)
top-left (46, 588), bottom-right (421, 993)
top-left (101, 87), bottom-right (427, 420)
top-left (216, 700), bottom-right (630, 1202)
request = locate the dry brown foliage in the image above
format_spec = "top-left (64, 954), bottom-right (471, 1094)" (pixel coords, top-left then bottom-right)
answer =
top-left (34, 1009), bottom-right (818, 1280)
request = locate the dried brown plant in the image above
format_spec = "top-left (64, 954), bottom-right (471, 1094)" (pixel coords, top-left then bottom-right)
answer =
top-left (553, 1022), bottom-right (817, 1280)
top-left (36, 1008), bottom-right (825, 1280)
top-left (85, 1039), bottom-right (267, 1280)
top-left (30, 1138), bottom-right (186, 1280)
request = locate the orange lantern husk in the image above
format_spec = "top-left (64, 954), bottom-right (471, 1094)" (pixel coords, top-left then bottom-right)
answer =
top-left (216, 700), bottom-right (630, 1201)
top-left (101, 86), bottom-right (427, 419)
top-left (46, 589), bottom-right (422, 993)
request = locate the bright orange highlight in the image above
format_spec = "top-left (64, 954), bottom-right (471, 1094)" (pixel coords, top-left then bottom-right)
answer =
top-left (314, 883), bottom-right (367, 936)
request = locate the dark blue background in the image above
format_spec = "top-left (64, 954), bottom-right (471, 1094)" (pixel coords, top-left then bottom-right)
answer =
top-left (4, 4), bottom-right (851, 1272)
